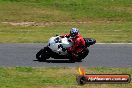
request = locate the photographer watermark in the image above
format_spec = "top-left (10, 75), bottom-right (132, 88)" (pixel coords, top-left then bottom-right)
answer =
top-left (76, 67), bottom-right (131, 85)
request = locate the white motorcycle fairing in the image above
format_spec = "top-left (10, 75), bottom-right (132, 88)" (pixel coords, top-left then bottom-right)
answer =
top-left (48, 36), bottom-right (73, 55)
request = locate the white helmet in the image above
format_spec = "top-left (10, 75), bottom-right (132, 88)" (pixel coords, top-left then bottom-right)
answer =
top-left (70, 28), bottom-right (79, 37)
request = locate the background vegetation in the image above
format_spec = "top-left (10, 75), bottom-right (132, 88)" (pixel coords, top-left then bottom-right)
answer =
top-left (0, 0), bottom-right (132, 43)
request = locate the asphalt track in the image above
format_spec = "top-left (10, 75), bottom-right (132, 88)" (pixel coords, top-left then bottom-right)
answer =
top-left (0, 44), bottom-right (132, 67)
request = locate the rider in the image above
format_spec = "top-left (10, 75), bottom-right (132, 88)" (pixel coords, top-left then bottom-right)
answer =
top-left (61, 28), bottom-right (86, 59)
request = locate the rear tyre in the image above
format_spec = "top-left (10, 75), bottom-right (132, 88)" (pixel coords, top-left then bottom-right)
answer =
top-left (80, 48), bottom-right (89, 59)
top-left (36, 47), bottom-right (51, 62)
top-left (84, 38), bottom-right (96, 47)
top-left (76, 48), bottom-right (89, 62)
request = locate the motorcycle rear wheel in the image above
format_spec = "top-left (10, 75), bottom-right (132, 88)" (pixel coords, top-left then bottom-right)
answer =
top-left (69, 48), bottom-right (89, 62)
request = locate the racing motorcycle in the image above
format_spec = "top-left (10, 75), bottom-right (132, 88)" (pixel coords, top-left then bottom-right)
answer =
top-left (36, 35), bottom-right (96, 62)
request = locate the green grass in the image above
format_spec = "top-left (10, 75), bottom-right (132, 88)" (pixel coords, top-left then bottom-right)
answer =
top-left (0, 21), bottom-right (132, 43)
top-left (0, 0), bottom-right (132, 43)
top-left (0, 67), bottom-right (132, 88)
top-left (0, 0), bottom-right (132, 22)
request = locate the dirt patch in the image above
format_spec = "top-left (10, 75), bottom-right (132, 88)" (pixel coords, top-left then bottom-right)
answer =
top-left (2, 22), bottom-right (36, 26)
top-left (1, 21), bottom-right (89, 27)
top-left (1, 21), bottom-right (121, 27)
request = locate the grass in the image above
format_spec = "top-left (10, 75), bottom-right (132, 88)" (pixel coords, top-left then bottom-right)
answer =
top-left (0, 21), bottom-right (132, 43)
top-left (0, 0), bottom-right (132, 43)
top-left (0, 0), bottom-right (132, 22)
top-left (0, 67), bottom-right (132, 88)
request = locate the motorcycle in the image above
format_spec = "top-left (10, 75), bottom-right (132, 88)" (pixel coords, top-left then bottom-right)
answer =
top-left (36, 35), bottom-right (96, 62)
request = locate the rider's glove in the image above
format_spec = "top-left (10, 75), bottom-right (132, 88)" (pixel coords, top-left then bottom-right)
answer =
top-left (65, 35), bottom-right (70, 38)
top-left (68, 39), bottom-right (72, 42)
top-left (60, 35), bottom-right (64, 38)
top-left (60, 35), bottom-right (70, 38)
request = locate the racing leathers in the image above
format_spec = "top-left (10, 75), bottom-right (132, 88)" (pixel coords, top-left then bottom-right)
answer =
top-left (61, 33), bottom-right (85, 59)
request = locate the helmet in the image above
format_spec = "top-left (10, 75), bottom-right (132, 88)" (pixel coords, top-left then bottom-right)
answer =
top-left (70, 28), bottom-right (79, 38)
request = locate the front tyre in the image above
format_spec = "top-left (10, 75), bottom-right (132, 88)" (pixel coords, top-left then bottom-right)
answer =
top-left (36, 49), bottom-right (43, 61)
top-left (36, 47), bottom-right (51, 61)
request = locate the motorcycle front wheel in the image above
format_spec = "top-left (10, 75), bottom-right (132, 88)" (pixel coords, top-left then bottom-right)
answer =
top-left (36, 47), bottom-right (51, 61)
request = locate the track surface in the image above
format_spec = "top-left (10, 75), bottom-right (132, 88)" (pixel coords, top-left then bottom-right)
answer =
top-left (0, 44), bottom-right (132, 67)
